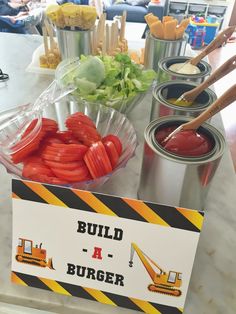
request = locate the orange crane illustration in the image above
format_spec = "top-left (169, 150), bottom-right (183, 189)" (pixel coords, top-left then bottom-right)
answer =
top-left (129, 243), bottom-right (182, 296)
top-left (15, 238), bottom-right (54, 269)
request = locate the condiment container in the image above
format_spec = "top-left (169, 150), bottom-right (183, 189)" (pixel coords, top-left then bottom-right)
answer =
top-left (144, 32), bottom-right (188, 72)
top-left (157, 56), bottom-right (212, 83)
top-left (150, 81), bottom-right (217, 121)
top-left (138, 116), bottom-right (225, 211)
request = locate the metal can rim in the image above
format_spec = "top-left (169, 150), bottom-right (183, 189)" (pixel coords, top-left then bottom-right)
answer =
top-left (147, 31), bottom-right (188, 44)
top-left (144, 116), bottom-right (225, 165)
top-left (158, 56), bottom-right (212, 79)
top-left (152, 81), bottom-right (217, 112)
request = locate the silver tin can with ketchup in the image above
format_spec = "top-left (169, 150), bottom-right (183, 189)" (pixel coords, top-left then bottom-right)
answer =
top-left (150, 81), bottom-right (217, 122)
top-left (157, 56), bottom-right (212, 84)
top-left (138, 116), bottom-right (225, 211)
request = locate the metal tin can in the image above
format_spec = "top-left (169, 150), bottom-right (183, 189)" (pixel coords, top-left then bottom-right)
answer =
top-left (56, 28), bottom-right (92, 60)
top-left (150, 81), bottom-right (217, 121)
top-left (144, 32), bottom-right (188, 72)
top-left (138, 116), bottom-right (225, 211)
top-left (157, 56), bottom-right (212, 84)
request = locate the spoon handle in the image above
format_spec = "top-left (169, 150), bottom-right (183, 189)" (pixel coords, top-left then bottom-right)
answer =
top-left (190, 26), bottom-right (235, 66)
top-left (188, 54), bottom-right (236, 97)
top-left (183, 84), bottom-right (236, 130)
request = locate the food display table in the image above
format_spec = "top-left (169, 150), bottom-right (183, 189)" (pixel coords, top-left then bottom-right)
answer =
top-left (0, 33), bottom-right (236, 314)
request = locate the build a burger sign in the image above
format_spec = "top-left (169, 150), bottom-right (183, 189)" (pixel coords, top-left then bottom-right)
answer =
top-left (12, 179), bottom-right (203, 314)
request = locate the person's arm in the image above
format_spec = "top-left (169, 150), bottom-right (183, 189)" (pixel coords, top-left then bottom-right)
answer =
top-left (9, 0), bottom-right (30, 4)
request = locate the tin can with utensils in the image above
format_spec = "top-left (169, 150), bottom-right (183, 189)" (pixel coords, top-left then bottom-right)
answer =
top-left (138, 116), bottom-right (225, 211)
top-left (150, 81), bottom-right (217, 122)
top-left (157, 56), bottom-right (212, 84)
top-left (144, 32), bottom-right (188, 72)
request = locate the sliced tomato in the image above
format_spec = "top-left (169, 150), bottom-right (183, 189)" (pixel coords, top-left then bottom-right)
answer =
top-left (68, 123), bottom-right (101, 146)
top-left (22, 118), bottom-right (58, 139)
top-left (103, 140), bottom-right (119, 169)
top-left (23, 155), bottom-right (43, 165)
top-left (56, 131), bottom-right (80, 144)
top-left (41, 143), bottom-right (88, 161)
top-left (49, 143), bottom-right (88, 154)
top-left (29, 174), bottom-right (69, 185)
top-left (43, 159), bottom-right (85, 170)
top-left (84, 149), bottom-right (103, 179)
top-left (22, 162), bottom-right (54, 178)
top-left (41, 153), bottom-right (85, 162)
top-left (41, 136), bottom-right (64, 145)
top-left (66, 112), bottom-right (96, 129)
top-left (11, 138), bottom-right (42, 164)
top-left (102, 135), bottom-right (122, 156)
top-left (51, 162), bottom-right (90, 182)
top-left (84, 141), bottom-right (112, 179)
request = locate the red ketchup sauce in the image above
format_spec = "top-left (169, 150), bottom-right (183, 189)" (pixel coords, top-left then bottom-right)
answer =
top-left (155, 125), bottom-right (213, 157)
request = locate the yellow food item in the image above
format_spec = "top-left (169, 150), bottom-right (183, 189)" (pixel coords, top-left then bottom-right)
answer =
top-left (145, 13), bottom-right (159, 27)
top-left (150, 20), bottom-right (164, 39)
top-left (164, 20), bottom-right (177, 40)
top-left (144, 14), bottom-right (190, 40)
top-left (179, 18), bottom-right (190, 30)
top-left (46, 5), bottom-right (65, 28)
top-left (46, 3), bottom-right (97, 30)
top-left (162, 16), bottom-right (173, 23)
top-left (175, 26), bottom-right (185, 40)
top-left (140, 48), bottom-right (145, 65)
top-left (39, 50), bottom-right (61, 70)
top-left (39, 55), bottom-right (48, 68)
top-left (167, 98), bottom-right (193, 107)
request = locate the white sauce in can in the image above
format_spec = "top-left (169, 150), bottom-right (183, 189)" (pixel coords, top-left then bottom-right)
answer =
top-left (168, 63), bottom-right (201, 74)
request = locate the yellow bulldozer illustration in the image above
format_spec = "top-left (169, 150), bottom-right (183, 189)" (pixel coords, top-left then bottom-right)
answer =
top-left (15, 238), bottom-right (54, 270)
top-left (129, 243), bottom-right (182, 297)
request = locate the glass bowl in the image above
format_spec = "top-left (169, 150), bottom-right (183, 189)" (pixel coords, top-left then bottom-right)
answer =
top-left (0, 99), bottom-right (138, 190)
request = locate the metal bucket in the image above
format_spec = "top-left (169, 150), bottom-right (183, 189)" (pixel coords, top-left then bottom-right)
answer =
top-left (150, 81), bottom-right (217, 121)
top-left (157, 56), bottom-right (212, 83)
top-left (56, 28), bottom-right (92, 60)
top-left (138, 116), bottom-right (225, 211)
top-left (144, 32), bottom-right (188, 72)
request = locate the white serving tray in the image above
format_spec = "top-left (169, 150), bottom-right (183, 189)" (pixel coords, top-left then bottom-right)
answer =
top-left (26, 44), bottom-right (56, 75)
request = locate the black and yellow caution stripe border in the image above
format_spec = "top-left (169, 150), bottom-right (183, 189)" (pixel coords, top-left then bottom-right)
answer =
top-left (12, 271), bottom-right (183, 314)
top-left (12, 179), bottom-right (204, 232)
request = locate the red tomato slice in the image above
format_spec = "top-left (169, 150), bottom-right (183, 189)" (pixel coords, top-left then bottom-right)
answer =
top-left (50, 143), bottom-right (88, 154)
top-left (66, 112), bottom-right (96, 129)
top-left (84, 141), bottom-right (112, 179)
top-left (41, 137), bottom-right (64, 145)
top-left (56, 131), bottom-right (79, 144)
top-left (23, 162), bottom-right (54, 178)
top-left (41, 153), bottom-right (85, 162)
top-left (94, 141), bottom-right (113, 174)
top-left (84, 149), bottom-right (102, 179)
top-left (23, 155), bottom-right (43, 165)
top-left (102, 135), bottom-right (122, 156)
top-left (22, 118), bottom-right (58, 139)
top-left (103, 140), bottom-right (119, 169)
top-left (29, 174), bottom-right (69, 185)
top-left (43, 159), bottom-right (85, 170)
top-left (51, 162), bottom-right (90, 182)
top-left (41, 143), bottom-right (88, 160)
top-left (67, 121), bottom-right (101, 146)
top-left (11, 139), bottom-right (41, 164)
